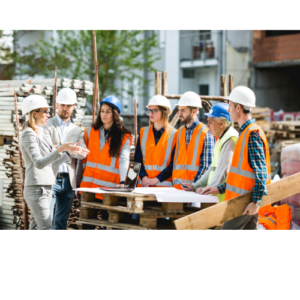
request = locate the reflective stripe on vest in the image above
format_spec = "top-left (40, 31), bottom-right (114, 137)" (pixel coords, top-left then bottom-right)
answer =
top-left (225, 124), bottom-right (271, 200)
top-left (82, 176), bottom-right (118, 188)
top-left (173, 124), bottom-right (207, 171)
top-left (80, 126), bottom-right (132, 199)
top-left (207, 126), bottom-right (239, 202)
top-left (142, 126), bottom-right (176, 171)
top-left (84, 160), bottom-right (119, 174)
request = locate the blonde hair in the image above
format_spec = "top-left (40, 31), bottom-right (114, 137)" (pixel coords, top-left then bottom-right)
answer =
top-left (22, 109), bottom-right (39, 134)
top-left (149, 106), bottom-right (169, 128)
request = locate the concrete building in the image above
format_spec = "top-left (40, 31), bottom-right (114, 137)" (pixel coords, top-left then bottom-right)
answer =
top-left (9, 30), bottom-right (257, 130)
top-left (250, 30), bottom-right (300, 111)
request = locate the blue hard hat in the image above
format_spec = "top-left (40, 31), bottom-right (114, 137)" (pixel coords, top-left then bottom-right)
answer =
top-left (204, 103), bottom-right (232, 122)
top-left (100, 95), bottom-right (121, 114)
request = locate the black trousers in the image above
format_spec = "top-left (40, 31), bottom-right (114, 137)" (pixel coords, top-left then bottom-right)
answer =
top-left (221, 214), bottom-right (258, 230)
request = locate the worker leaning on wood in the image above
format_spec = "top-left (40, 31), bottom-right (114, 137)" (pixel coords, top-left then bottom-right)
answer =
top-left (134, 95), bottom-right (176, 187)
top-left (172, 92), bottom-right (215, 190)
top-left (183, 103), bottom-right (238, 203)
top-left (79, 96), bottom-right (132, 200)
top-left (43, 88), bottom-right (88, 230)
top-left (203, 86), bottom-right (271, 230)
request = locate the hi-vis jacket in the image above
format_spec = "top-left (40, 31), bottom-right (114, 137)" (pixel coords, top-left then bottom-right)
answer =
top-left (207, 126), bottom-right (238, 202)
top-left (137, 125), bottom-right (176, 187)
top-left (259, 204), bottom-right (292, 230)
top-left (80, 126), bottom-right (132, 200)
top-left (224, 123), bottom-right (271, 201)
top-left (172, 123), bottom-right (209, 190)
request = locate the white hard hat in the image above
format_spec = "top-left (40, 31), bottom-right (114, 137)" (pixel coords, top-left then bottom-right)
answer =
top-left (224, 86), bottom-right (256, 108)
top-left (21, 95), bottom-right (51, 116)
top-left (56, 88), bottom-right (77, 105)
top-left (146, 95), bottom-right (172, 116)
top-left (176, 91), bottom-right (202, 108)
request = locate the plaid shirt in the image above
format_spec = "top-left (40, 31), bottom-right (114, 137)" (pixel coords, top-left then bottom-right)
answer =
top-left (185, 119), bottom-right (215, 182)
top-left (217, 119), bottom-right (268, 202)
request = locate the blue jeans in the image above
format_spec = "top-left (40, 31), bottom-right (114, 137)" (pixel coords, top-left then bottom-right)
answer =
top-left (50, 176), bottom-right (75, 230)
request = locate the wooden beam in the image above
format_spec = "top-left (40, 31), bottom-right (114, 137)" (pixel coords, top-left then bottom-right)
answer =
top-left (175, 172), bottom-right (300, 230)
top-left (161, 71), bottom-right (167, 96)
top-left (228, 74), bottom-right (234, 95)
top-left (14, 91), bottom-right (28, 230)
top-left (53, 67), bottom-right (57, 116)
top-left (220, 75), bottom-right (227, 97)
top-left (165, 94), bottom-right (226, 102)
top-left (155, 71), bottom-right (161, 95)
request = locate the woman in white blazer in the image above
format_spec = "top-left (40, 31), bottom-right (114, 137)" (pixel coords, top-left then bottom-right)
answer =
top-left (19, 95), bottom-right (89, 230)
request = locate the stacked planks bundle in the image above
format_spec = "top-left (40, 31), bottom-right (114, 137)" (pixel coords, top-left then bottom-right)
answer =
top-left (0, 78), bottom-right (92, 229)
top-left (77, 190), bottom-right (214, 230)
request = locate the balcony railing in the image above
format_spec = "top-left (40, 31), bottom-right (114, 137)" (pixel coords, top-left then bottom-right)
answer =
top-left (180, 31), bottom-right (221, 63)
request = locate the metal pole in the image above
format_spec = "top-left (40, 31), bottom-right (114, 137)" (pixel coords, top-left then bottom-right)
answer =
top-left (53, 67), bottom-right (57, 116)
top-left (14, 91), bottom-right (28, 230)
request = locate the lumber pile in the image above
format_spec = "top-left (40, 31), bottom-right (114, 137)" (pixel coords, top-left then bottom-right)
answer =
top-left (264, 121), bottom-right (300, 176)
top-left (0, 78), bottom-right (93, 230)
top-left (77, 190), bottom-right (212, 230)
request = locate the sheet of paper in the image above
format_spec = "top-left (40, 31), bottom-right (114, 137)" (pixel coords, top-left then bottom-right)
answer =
top-left (74, 187), bottom-right (218, 203)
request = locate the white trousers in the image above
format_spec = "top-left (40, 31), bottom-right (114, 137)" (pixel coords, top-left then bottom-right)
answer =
top-left (24, 185), bottom-right (53, 230)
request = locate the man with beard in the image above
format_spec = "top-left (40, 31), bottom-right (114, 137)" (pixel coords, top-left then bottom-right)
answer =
top-left (172, 91), bottom-right (215, 195)
top-left (43, 88), bottom-right (88, 229)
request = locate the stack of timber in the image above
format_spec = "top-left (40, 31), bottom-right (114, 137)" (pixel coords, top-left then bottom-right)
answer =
top-left (0, 78), bottom-right (92, 229)
top-left (264, 121), bottom-right (300, 176)
top-left (77, 189), bottom-right (214, 230)
top-left (2, 137), bottom-right (30, 229)
top-left (233, 107), bottom-right (271, 132)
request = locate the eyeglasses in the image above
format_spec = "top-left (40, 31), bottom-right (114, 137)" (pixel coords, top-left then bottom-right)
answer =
top-left (146, 108), bottom-right (159, 115)
top-left (36, 109), bottom-right (50, 115)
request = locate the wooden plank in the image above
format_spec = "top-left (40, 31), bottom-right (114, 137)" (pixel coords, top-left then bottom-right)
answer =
top-left (162, 202), bottom-right (184, 213)
top-left (175, 172), bottom-right (300, 230)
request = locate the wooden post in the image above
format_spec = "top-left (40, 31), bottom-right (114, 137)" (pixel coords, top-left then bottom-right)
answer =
top-left (161, 71), bottom-right (167, 96)
top-left (220, 75), bottom-right (227, 97)
top-left (155, 71), bottom-right (161, 95)
top-left (228, 74), bottom-right (234, 95)
top-left (92, 30), bottom-right (99, 123)
top-left (14, 91), bottom-right (28, 230)
top-left (134, 93), bottom-right (137, 147)
top-left (53, 67), bottom-right (57, 116)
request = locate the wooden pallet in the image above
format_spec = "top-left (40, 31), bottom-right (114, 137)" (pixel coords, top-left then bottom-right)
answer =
top-left (272, 121), bottom-right (300, 132)
top-left (78, 191), bottom-right (213, 230)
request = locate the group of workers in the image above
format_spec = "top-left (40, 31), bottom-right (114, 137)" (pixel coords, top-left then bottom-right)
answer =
top-left (19, 84), bottom-right (272, 230)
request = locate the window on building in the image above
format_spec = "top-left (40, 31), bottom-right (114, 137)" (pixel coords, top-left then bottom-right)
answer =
top-left (199, 30), bottom-right (211, 40)
top-left (183, 69), bottom-right (195, 78)
top-left (266, 30), bottom-right (300, 37)
top-left (199, 84), bottom-right (209, 95)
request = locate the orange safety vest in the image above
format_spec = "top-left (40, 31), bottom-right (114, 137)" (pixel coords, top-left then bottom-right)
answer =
top-left (80, 126), bottom-right (132, 200)
top-left (224, 123), bottom-right (271, 201)
top-left (137, 125), bottom-right (176, 187)
top-left (172, 123), bottom-right (209, 190)
top-left (258, 204), bottom-right (292, 230)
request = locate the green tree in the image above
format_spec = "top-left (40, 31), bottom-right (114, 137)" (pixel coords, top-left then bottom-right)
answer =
top-left (4, 30), bottom-right (160, 101)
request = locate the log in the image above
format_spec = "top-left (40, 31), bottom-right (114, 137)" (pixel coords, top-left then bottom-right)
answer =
top-left (161, 71), bottom-right (167, 96)
top-left (220, 75), bottom-right (227, 97)
top-left (175, 172), bottom-right (300, 230)
top-left (228, 74), bottom-right (234, 95)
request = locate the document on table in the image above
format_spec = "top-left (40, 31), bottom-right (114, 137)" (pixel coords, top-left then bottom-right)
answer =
top-left (74, 187), bottom-right (218, 203)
